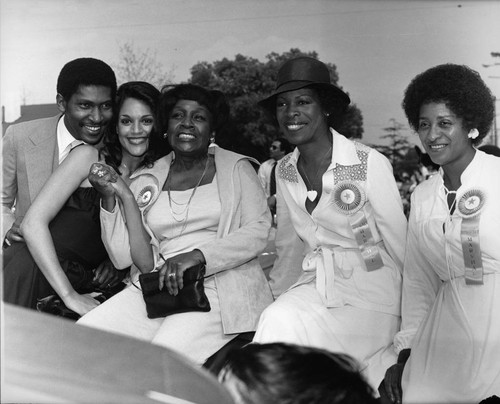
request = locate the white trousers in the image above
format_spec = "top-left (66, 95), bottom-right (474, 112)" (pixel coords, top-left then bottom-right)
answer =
top-left (253, 283), bottom-right (399, 390)
top-left (77, 278), bottom-right (236, 365)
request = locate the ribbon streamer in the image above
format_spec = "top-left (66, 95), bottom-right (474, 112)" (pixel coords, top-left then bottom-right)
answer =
top-left (461, 218), bottom-right (483, 285)
top-left (457, 189), bottom-right (485, 285)
top-left (350, 213), bottom-right (384, 272)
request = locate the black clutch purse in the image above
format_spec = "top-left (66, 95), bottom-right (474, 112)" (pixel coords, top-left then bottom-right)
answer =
top-left (138, 264), bottom-right (211, 319)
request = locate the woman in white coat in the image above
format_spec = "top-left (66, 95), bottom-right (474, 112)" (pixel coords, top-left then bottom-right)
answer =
top-left (253, 57), bottom-right (407, 390)
top-left (382, 64), bottom-right (500, 403)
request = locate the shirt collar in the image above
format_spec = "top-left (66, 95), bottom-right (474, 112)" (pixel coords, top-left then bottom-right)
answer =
top-left (285, 127), bottom-right (362, 170)
top-left (57, 116), bottom-right (85, 158)
top-left (329, 128), bottom-right (362, 167)
top-left (438, 148), bottom-right (480, 188)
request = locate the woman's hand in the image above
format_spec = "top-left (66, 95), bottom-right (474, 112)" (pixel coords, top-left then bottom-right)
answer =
top-left (379, 349), bottom-right (410, 404)
top-left (88, 163), bottom-right (118, 198)
top-left (89, 163), bottom-right (133, 211)
top-left (93, 258), bottom-right (127, 289)
top-left (62, 291), bottom-right (101, 316)
top-left (158, 250), bottom-right (206, 295)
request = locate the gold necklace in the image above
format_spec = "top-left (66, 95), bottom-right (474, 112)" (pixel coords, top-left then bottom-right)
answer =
top-left (167, 156), bottom-right (210, 237)
top-left (299, 146), bottom-right (332, 202)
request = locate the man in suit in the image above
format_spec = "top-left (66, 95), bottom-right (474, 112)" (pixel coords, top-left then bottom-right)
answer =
top-left (2, 57), bottom-right (123, 293)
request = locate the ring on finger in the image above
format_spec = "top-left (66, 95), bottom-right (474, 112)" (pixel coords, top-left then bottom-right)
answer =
top-left (168, 273), bottom-right (176, 280)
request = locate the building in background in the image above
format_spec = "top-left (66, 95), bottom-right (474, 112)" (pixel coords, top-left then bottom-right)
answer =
top-left (2, 104), bottom-right (59, 136)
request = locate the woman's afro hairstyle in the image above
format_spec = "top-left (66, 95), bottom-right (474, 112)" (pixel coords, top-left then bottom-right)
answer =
top-left (402, 63), bottom-right (494, 145)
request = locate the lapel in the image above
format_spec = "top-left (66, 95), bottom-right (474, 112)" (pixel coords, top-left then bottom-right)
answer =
top-left (25, 115), bottom-right (61, 203)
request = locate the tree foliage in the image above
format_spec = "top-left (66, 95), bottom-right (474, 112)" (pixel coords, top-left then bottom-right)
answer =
top-left (370, 118), bottom-right (418, 174)
top-left (114, 41), bottom-right (174, 89)
top-left (189, 49), bottom-right (363, 161)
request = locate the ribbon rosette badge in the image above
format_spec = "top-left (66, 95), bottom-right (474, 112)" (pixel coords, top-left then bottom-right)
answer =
top-left (457, 189), bottom-right (485, 218)
top-left (134, 174), bottom-right (160, 209)
top-left (137, 187), bottom-right (154, 207)
top-left (332, 181), bottom-right (366, 215)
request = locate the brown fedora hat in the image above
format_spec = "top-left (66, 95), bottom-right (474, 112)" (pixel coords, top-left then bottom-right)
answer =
top-left (259, 57), bottom-right (350, 114)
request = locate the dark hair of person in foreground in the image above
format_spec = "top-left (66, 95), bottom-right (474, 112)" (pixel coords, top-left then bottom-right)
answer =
top-left (219, 343), bottom-right (377, 404)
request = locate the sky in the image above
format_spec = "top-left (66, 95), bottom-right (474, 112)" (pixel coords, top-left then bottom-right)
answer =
top-left (1, 0), bottom-right (500, 146)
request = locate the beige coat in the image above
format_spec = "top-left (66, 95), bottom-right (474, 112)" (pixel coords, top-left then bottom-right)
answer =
top-left (101, 146), bottom-right (274, 334)
top-left (1, 115), bottom-right (61, 240)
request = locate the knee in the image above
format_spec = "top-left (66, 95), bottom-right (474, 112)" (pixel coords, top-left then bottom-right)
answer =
top-left (258, 301), bottom-right (295, 328)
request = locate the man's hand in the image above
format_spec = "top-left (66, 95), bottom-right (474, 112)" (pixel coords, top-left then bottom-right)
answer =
top-left (4, 224), bottom-right (24, 247)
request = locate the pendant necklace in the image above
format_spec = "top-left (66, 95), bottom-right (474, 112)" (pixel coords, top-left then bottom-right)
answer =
top-left (167, 156), bottom-right (210, 238)
top-left (299, 146), bottom-right (332, 202)
top-left (443, 184), bottom-right (458, 217)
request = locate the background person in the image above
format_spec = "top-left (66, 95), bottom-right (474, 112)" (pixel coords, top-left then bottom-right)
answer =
top-left (2, 58), bottom-right (124, 315)
top-left (257, 137), bottom-right (293, 220)
top-left (253, 57), bottom-right (407, 391)
top-left (219, 342), bottom-right (378, 404)
top-left (382, 64), bottom-right (500, 403)
top-left (78, 84), bottom-right (273, 366)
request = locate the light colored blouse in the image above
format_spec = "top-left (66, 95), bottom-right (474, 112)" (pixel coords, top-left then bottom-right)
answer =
top-left (394, 149), bottom-right (500, 402)
top-left (148, 177), bottom-right (220, 260)
top-left (100, 147), bottom-right (273, 334)
top-left (394, 149), bottom-right (500, 352)
top-left (269, 128), bottom-right (407, 315)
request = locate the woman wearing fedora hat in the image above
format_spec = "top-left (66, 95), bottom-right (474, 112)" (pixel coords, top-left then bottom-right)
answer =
top-left (253, 56), bottom-right (407, 390)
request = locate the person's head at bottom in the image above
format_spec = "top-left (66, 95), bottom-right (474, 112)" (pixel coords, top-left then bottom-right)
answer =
top-left (218, 342), bottom-right (377, 404)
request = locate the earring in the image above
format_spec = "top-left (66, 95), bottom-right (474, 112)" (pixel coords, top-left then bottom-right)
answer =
top-left (468, 128), bottom-right (479, 140)
top-left (210, 137), bottom-right (215, 144)
top-left (324, 112), bottom-right (330, 117)
top-left (163, 132), bottom-right (168, 139)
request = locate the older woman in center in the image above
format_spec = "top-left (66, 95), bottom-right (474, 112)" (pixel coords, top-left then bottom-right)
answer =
top-left (78, 84), bottom-right (273, 365)
top-left (252, 57), bottom-right (407, 390)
